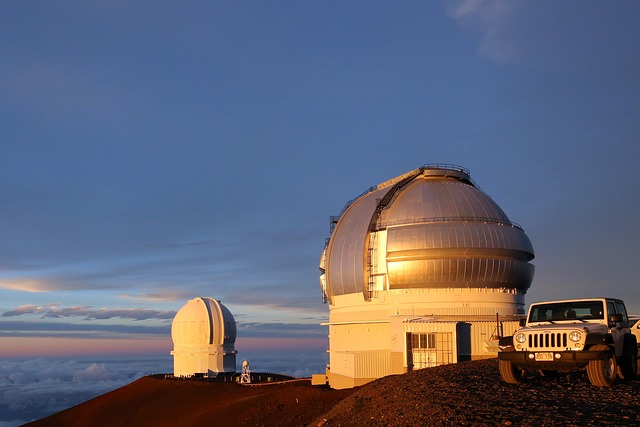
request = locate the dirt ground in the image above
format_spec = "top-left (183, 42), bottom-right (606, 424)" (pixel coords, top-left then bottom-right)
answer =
top-left (313, 358), bottom-right (640, 426)
top-left (26, 359), bottom-right (640, 427)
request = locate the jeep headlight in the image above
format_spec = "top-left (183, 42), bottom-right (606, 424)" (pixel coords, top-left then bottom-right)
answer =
top-left (569, 331), bottom-right (582, 342)
top-left (515, 333), bottom-right (526, 343)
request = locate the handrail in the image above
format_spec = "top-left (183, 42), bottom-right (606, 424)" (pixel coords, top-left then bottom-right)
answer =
top-left (329, 164), bottom-right (494, 233)
top-left (337, 185), bottom-right (377, 217)
top-left (420, 163), bottom-right (491, 197)
top-left (330, 185), bottom-right (377, 233)
top-left (377, 216), bottom-right (523, 230)
top-left (421, 163), bottom-right (469, 175)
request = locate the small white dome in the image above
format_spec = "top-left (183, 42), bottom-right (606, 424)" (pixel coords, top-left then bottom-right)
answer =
top-left (171, 297), bottom-right (237, 376)
top-left (171, 297), bottom-right (236, 347)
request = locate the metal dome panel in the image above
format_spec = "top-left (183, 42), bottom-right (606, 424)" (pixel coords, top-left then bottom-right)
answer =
top-left (385, 221), bottom-right (535, 291)
top-left (386, 223), bottom-right (534, 260)
top-left (326, 186), bottom-right (392, 299)
top-left (387, 255), bottom-right (535, 290)
top-left (379, 177), bottom-right (509, 227)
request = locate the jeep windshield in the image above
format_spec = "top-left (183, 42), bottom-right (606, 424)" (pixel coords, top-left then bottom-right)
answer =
top-left (528, 301), bottom-right (604, 323)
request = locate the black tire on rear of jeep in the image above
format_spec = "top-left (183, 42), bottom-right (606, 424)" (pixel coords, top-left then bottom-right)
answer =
top-left (586, 344), bottom-right (617, 387)
top-left (499, 358), bottom-right (528, 384)
top-left (620, 334), bottom-right (638, 380)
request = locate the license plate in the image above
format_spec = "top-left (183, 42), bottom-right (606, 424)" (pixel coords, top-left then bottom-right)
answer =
top-left (534, 352), bottom-right (554, 361)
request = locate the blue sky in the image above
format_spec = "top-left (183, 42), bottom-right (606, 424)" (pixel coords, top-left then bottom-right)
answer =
top-left (1, 1), bottom-right (639, 358)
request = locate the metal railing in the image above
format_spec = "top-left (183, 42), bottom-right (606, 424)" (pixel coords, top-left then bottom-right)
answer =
top-left (421, 163), bottom-right (469, 174)
top-left (329, 186), bottom-right (377, 233)
top-left (377, 216), bottom-right (523, 231)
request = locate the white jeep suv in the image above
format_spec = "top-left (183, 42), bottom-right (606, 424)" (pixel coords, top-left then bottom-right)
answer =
top-left (498, 298), bottom-right (638, 386)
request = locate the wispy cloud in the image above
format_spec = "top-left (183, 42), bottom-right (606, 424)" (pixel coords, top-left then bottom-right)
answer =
top-left (0, 304), bottom-right (46, 316)
top-left (0, 279), bottom-right (52, 293)
top-left (447, 0), bottom-right (523, 64)
top-left (224, 280), bottom-right (326, 312)
top-left (1, 304), bottom-right (175, 321)
top-left (0, 320), bottom-right (170, 338)
top-left (237, 321), bottom-right (326, 339)
top-left (118, 291), bottom-right (192, 302)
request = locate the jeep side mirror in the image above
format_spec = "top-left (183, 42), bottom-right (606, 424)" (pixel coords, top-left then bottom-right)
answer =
top-left (610, 313), bottom-right (623, 323)
top-left (519, 318), bottom-right (526, 327)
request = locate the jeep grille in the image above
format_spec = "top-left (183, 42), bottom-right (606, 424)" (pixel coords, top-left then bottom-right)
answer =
top-left (528, 333), bottom-right (568, 349)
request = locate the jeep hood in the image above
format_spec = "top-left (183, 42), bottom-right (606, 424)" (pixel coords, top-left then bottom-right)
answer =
top-left (521, 323), bottom-right (609, 334)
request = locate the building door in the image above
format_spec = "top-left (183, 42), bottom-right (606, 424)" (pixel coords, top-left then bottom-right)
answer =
top-left (407, 332), bottom-right (454, 370)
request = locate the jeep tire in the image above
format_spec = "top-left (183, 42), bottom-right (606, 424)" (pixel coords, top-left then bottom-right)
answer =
top-left (499, 358), bottom-right (528, 384)
top-left (586, 344), bottom-right (617, 387)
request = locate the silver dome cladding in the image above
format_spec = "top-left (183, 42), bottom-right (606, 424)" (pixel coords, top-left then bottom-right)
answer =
top-left (324, 186), bottom-right (391, 297)
top-left (324, 165), bottom-right (535, 300)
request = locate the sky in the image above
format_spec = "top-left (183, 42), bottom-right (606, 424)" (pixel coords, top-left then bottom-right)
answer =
top-left (1, 0), bottom-right (640, 363)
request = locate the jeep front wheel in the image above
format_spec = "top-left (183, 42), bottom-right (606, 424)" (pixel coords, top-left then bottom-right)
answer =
top-left (499, 359), bottom-right (528, 384)
top-left (586, 344), bottom-right (617, 387)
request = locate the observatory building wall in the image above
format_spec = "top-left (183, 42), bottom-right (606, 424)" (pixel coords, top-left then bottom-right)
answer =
top-left (320, 164), bottom-right (535, 389)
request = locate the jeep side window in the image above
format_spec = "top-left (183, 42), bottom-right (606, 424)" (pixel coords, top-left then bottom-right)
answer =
top-left (607, 301), bottom-right (617, 325)
top-left (614, 301), bottom-right (629, 326)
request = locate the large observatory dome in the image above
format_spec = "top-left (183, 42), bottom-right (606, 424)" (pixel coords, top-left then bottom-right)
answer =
top-left (320, 164), bottom-right (534, 303)
top-left (171, 297), bottom-right (237, 377)
top-left (319, 164), bottom-right (535, 389)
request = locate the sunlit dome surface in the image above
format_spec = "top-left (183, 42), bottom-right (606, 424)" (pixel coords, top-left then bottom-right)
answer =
top-left (171, 297), bottom-right (237, 347)
top-left (322, 164), bottom-right (535, 300)
top-left (171, 297), bottom-right (237, 376)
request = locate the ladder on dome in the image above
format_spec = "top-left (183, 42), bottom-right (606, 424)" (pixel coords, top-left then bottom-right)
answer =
top-left (367, 232), bottom-right (377, 300)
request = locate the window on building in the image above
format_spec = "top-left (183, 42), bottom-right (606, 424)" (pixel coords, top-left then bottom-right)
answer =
top-left (412, 333), bottom-right (436, 350)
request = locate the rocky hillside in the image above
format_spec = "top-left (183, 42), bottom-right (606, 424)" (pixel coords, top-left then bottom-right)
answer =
top-left (312, 358), bottom-right (640, 426)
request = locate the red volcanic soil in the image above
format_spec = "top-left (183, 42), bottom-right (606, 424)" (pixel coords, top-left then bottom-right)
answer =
top-left (25, 376), bottom-right (354, 427)
top-left (27, 359), bottom-right (640, 427)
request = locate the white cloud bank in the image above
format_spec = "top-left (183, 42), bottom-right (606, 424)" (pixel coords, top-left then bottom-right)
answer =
top-left (0, 351), bottom-right (325, 427)
top-left (0, 357), bottom-right (172, 427)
